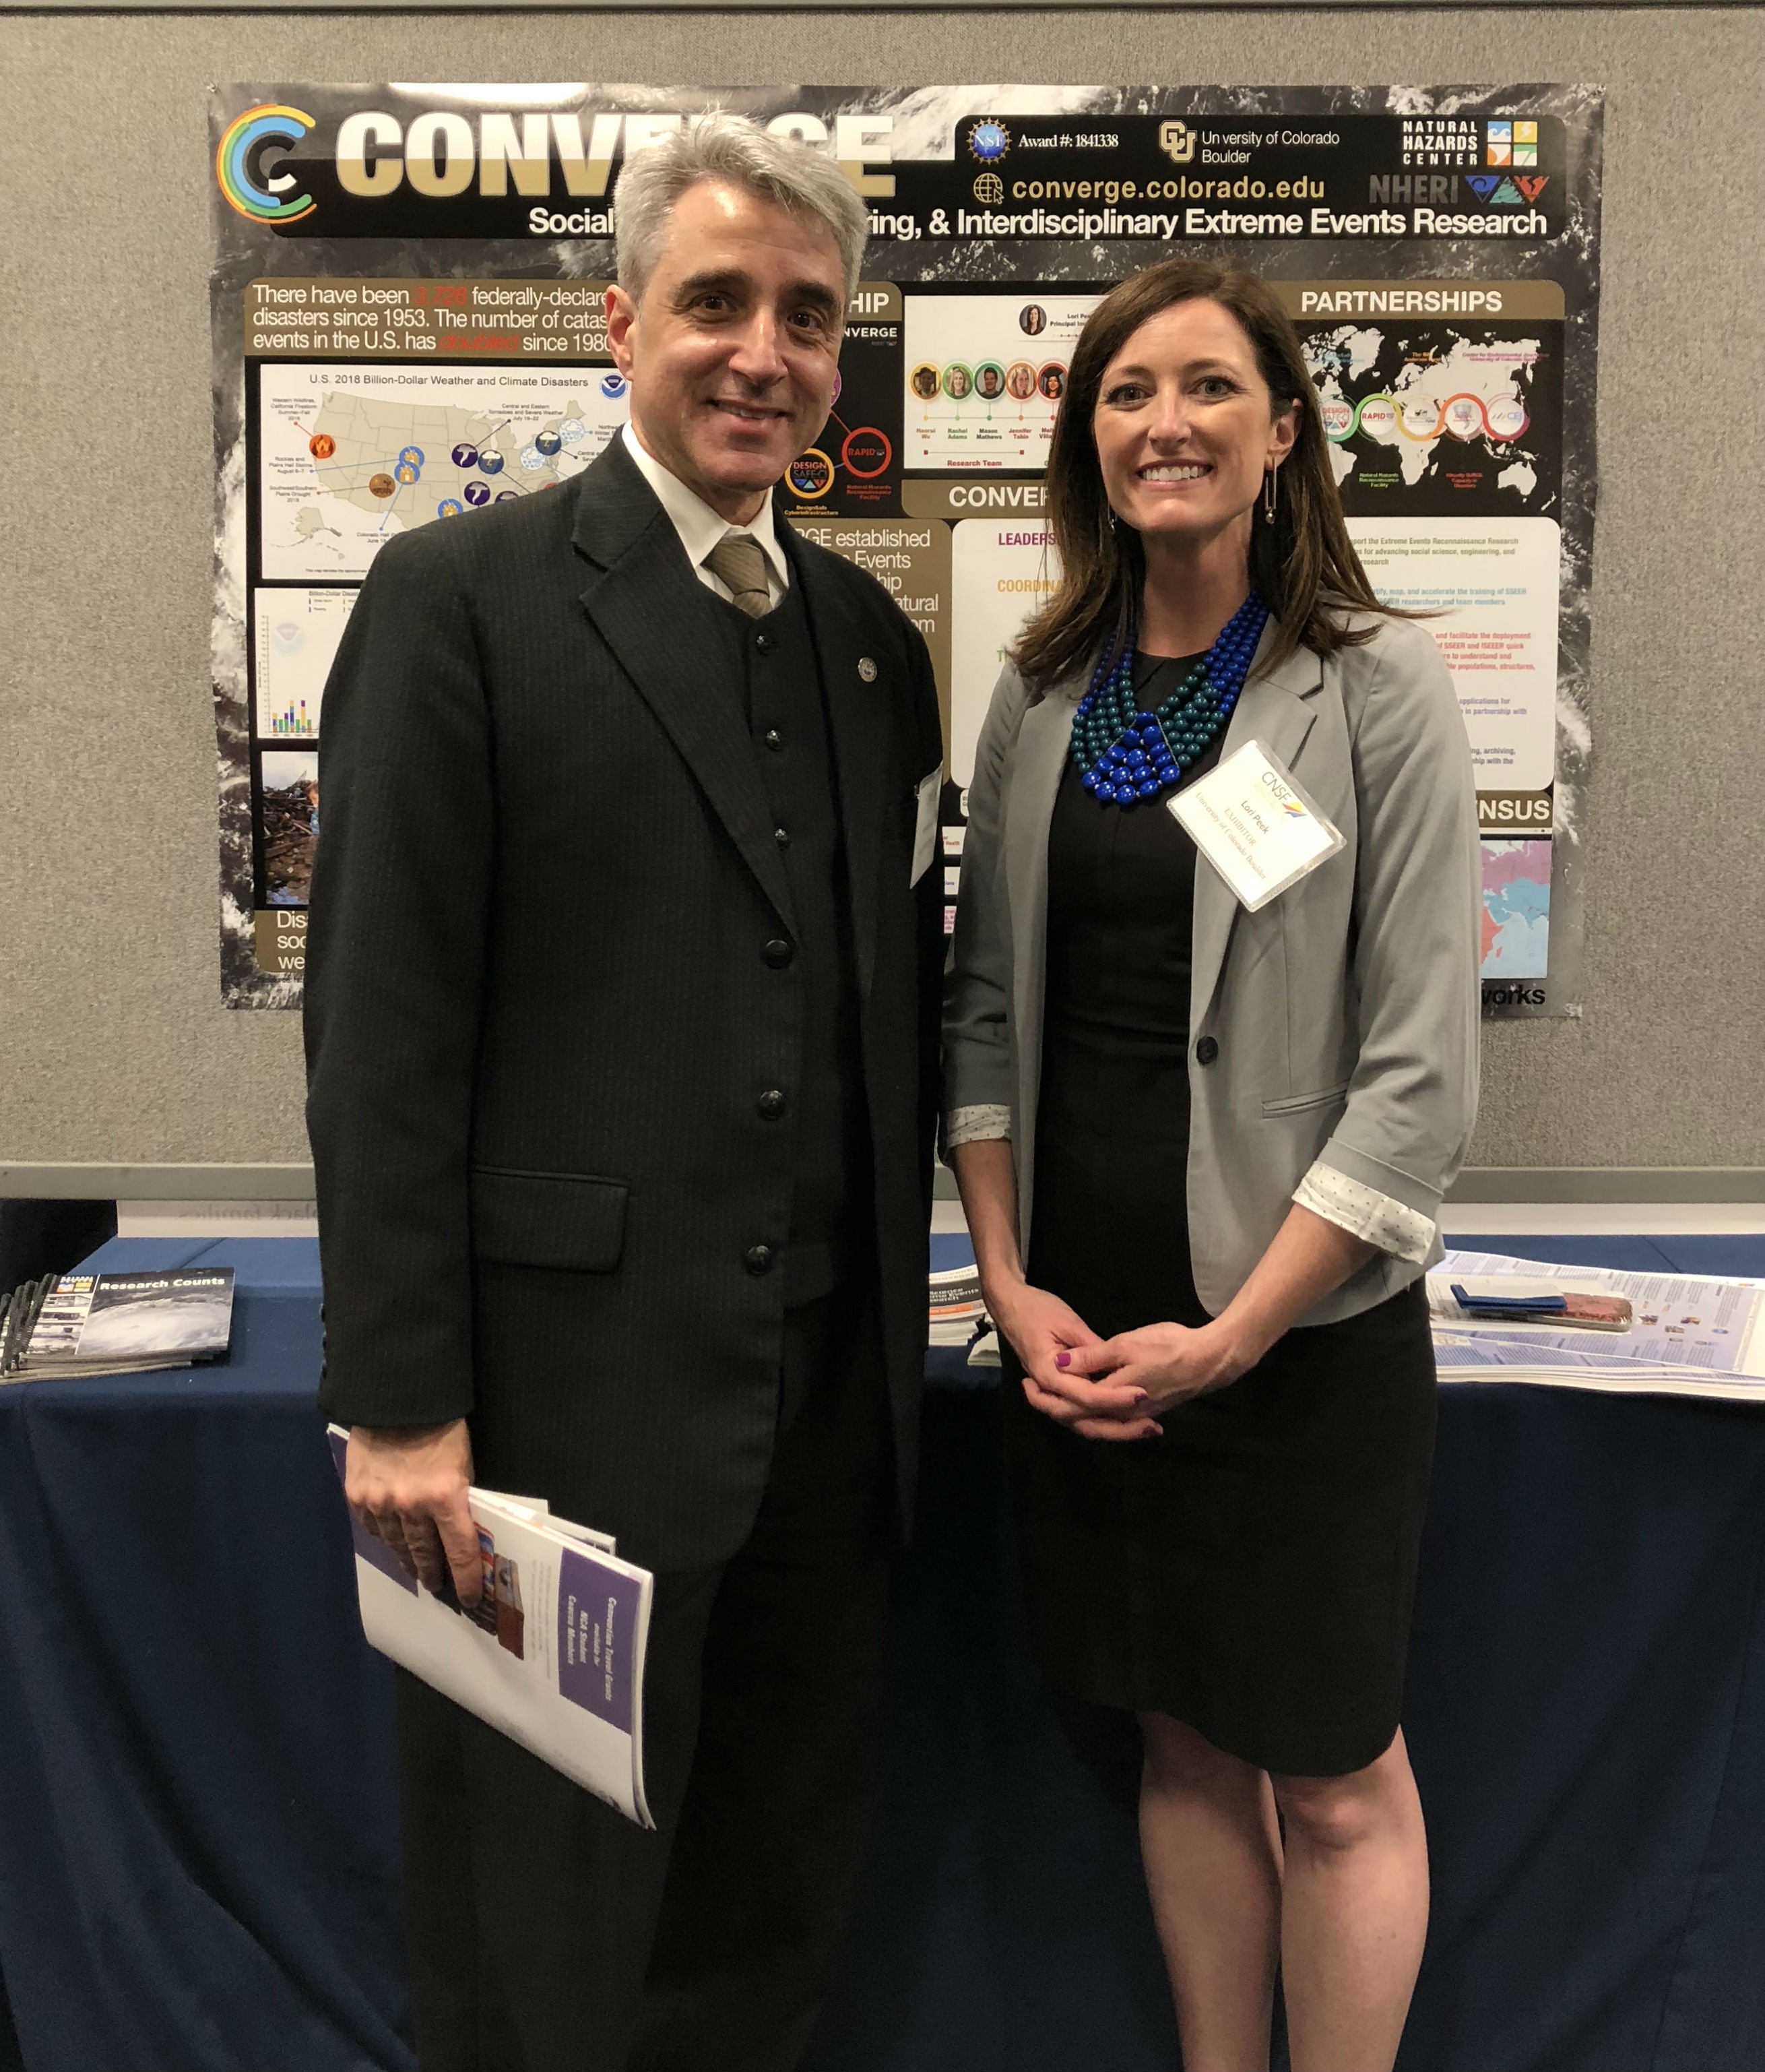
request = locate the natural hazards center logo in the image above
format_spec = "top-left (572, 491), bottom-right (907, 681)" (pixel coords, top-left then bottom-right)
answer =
top-left (1485, 119), bottom-right (1538, 168)
top-left (966, 121), bottom-right (1012, 163)
top-left (216, 103), bottom-right (317, 223)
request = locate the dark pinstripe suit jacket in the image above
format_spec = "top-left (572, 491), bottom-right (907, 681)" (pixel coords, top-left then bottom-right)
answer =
top-left (306, 439), bottom-right (945, 1571)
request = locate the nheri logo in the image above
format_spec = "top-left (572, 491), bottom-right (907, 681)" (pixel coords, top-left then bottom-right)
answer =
top-left (216, 103), bottom-right (317, 223)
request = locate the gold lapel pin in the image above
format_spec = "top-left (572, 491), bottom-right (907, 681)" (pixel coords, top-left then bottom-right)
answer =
top-left (857, 657), bottom-right (878, 683)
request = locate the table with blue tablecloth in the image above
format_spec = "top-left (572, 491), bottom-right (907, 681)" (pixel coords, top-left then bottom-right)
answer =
top-left (0, 1233), bottom-right (1759, 2072)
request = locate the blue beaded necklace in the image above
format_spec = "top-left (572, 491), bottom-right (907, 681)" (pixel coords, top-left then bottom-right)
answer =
top-left (1072, 590), bottom-right (1270, 808)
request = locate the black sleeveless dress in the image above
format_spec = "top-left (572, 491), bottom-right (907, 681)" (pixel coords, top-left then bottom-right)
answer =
top-left (1002, 652), bottom-right (1438, 1778)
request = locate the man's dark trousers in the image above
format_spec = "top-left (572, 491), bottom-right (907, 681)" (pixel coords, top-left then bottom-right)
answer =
top-left (395, 1284), bottom-right (893, 2072)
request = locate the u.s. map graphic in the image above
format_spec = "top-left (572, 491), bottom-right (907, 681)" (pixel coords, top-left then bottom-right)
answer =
top-left (257, 365), bottom-right (631, 579)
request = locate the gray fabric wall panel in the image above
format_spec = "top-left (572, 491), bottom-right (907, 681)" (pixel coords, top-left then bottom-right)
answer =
top-left (1, 11), bottom-right (1760, 1173)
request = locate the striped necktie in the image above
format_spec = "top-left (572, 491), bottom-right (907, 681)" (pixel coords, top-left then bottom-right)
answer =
top-left (704, 532), bottom-right (772, 619)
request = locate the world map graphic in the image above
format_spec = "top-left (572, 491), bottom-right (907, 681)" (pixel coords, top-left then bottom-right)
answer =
top-left (1302, 325), bottom-right (1554, 513)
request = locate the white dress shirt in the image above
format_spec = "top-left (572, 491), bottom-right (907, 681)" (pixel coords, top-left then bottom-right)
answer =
top-left (620, 422), bottom-right (790, 609)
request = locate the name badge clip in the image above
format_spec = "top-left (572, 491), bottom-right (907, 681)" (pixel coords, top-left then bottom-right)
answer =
top-left (1167, 740), bottom-right (1344, 912)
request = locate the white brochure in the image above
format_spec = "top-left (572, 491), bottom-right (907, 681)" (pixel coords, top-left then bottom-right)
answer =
top-left (1424, 1251), bottom-right (1765, 1402)
top-left (327, 1427), bottom-right (654, 1827)
top-left (1168, 740), bottom-right (1345, 912)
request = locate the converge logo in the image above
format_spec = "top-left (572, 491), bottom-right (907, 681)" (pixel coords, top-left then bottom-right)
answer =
top-left (327, 108), bottom-right (897, 199)
top-left (216, 103), bottom-right (317, 223)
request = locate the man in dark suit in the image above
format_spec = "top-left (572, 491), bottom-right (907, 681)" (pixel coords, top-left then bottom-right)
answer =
top-left (306, 115), bottom-right (945, 2072)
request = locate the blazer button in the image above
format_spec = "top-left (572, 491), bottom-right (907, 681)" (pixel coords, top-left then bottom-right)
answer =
top-left (763, 938), bottom-right (794, 968)
top-left (755, 632), bottom-right (775, 655)
top-left (1194, 1036), bottom-right (1219, 1066)
top-left (773, 826), bottom-right (790, 848)
top-left (763, 727), bottom-right (785, 753)
top-left (744, 1244), bottom-right (777, 1275)
top-left (758, 1089), bottom-right (786, 1119)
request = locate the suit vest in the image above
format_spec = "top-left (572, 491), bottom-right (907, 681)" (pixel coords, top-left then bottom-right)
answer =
top-left (700, 575), bottom-right (870, 1305)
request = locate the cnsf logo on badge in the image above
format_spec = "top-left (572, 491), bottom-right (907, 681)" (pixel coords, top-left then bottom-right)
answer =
top-left (966, 121), bottom-right (1011, 163)
top-left (216, 103), bottom-right (317, 223)
top-left (1258, 768), bottom-right (1306, 816)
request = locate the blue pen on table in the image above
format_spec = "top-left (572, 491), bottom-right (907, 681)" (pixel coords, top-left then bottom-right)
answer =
top-left (1449, 1285), bottom-right (1570, 1317)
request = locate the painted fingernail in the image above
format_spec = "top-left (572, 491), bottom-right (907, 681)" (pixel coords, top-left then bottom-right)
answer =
top-left (1055, 1352), bottom-right (1071, 1369)
top-left (1132, 1390), bottom-right (1148, 1404)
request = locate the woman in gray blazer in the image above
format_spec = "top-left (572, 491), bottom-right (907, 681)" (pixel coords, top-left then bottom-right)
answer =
top-left (943, 259), bottom-right (1480, 2072)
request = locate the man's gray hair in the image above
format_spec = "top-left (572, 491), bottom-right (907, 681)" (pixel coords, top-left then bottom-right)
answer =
top-left (614, 113), bottom-right (869, 307)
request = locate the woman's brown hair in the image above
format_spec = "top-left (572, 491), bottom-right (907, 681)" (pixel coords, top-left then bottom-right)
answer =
top-left (1013, 259), bottom-right (1398, 689)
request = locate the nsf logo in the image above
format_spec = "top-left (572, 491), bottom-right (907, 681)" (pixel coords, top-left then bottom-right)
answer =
top-left (966, 121), bottom-right (1011, 163)
top-left (216, 103), bottom-right (317, 223)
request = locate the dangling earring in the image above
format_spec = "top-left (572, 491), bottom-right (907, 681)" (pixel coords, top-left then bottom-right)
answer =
top-left (1108, 505), bottom-right (1119, 534)
top-left (1263, 466), bottom-right (1279, 525)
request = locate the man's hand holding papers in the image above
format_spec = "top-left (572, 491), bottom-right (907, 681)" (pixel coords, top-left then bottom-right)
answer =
top-left (344, 1417), bottom-right (482, 1605)
top-left (328, 1427), bottom-right (655, 1827)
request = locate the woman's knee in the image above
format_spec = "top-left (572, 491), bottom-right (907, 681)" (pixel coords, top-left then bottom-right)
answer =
top-left (1272, 1739), bottom-right (1415, 1854)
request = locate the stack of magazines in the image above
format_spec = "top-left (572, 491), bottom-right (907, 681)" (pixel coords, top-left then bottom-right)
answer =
top-left (0, 1269), bottom-right (234, 1381)
top-left (328, 1428), bottom-right (655, 1827)
top-left (1426, 1250), bottom-right (1765, 1402)
top-left (929, 1263), bottom-right (988, 1348)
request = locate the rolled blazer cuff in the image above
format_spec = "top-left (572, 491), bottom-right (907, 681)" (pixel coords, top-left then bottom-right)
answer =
top-left (1312, 1137), bottom-right (1448, 1226)
top-left (1294, 1160), bottom-right (1434, 1267)
top-left (940, 1033), bottom-right (1014, 1159)
top-left (943, 1102), bottom-right (1012, 1154)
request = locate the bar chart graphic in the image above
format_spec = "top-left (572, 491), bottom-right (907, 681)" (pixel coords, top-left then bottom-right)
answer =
top-left (252, 588), bottom-right (356, 740)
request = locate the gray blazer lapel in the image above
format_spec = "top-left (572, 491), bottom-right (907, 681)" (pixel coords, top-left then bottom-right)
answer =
top-left (1004, 683), bottom-right (1078, 1131)
top-left (1189, 630), bottom-right (1325, 1028)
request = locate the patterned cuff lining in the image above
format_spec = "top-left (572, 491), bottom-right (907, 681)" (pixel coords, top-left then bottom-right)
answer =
top-left (1293, 1163), bottom-right (1434, 1266)
top-left (944, 1104), bottom-right (1013, 1150)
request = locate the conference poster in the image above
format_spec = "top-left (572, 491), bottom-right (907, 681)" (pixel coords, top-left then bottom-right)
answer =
top-left (210, 84), bottom-right (1603, 1016)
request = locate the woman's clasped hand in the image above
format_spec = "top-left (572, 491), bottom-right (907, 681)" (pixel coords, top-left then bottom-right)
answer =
top-left (991, 1281), bottom-right (1254, 1439)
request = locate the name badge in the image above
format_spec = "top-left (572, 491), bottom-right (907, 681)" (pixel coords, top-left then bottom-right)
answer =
top-left (1167, 740), bottom-right (1343, 912)
top-left (910, 766), bottom-right (942, 888)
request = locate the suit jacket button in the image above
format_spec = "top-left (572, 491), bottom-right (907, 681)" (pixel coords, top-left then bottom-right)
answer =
top-left (1194, 1036), bottom-right (1219, 1066)
top-left (744, 1244), bottom-right (777, 1275)
top-left (763, 727), bottom-right (785, 753)
top-left (758, 1089), bottom-right (786, 1119)
top-left (763, 937), bottom-right (794, 968)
